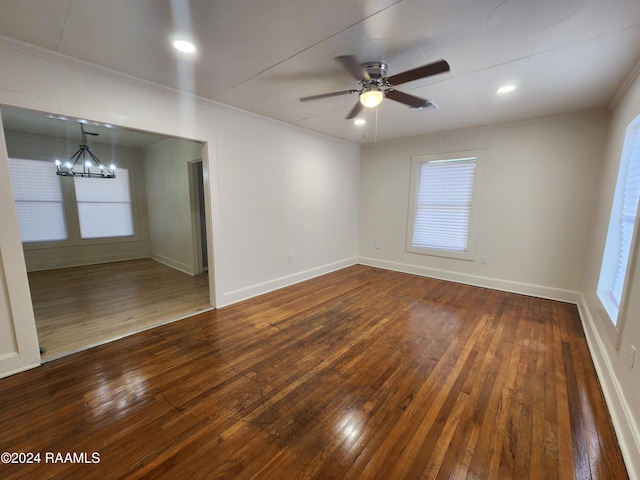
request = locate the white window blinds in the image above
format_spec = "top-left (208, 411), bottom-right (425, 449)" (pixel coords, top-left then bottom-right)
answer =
top-left (611, 125), bottom-right (640, 306)
top-left (74, 169), bottom-right (134, 239)
top-left (8, 158), bottom-right (67, 243)
top-left (412, 158), bottom-right (477, 252)
top-left (598, 120), bottom-right (640, 325)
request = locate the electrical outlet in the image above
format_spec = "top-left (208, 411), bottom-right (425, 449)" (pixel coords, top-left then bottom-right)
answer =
top-left (481, 256), bottom-right (489, 265)
top-left (375, 241), bottom-right (381, 250)
top-left (288, 253), bottom-right (294, 263)
top-left (629, 345), bottom-right (636, 369)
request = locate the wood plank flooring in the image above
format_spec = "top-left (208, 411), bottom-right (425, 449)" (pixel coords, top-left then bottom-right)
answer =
top-left (0, 265), bottom-right (628, 479)
top-left (28, 258), bottom-right (211, 360)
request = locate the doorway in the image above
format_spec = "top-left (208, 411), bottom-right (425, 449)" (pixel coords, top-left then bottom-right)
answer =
top-left (2, 106), bottom-right (215, 361)
top-left (190, 159), bottom-right (208, 274)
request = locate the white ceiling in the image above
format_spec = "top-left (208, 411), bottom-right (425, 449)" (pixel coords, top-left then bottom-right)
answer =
top-left (0, 0), bottom-right (639, 145)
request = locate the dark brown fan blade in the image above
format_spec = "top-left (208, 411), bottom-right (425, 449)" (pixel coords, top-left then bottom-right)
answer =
top-left (300, 89), bottom-right (358, 102)
top-left (386, 59), bottom-right (450, 86)
top-left (385, 89), bottom-right (430, 108)
top-left (345, 101), bottom-right (363, 119)
top-left (335, 55), bottom-right (370, 82)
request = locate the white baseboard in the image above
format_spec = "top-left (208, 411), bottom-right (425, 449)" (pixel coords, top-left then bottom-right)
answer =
top-left (27, 253), bottom-right (148, 272)
top-left (218, 257), bottom-right (357, 307)
top-left (149, 253), bottom-right (195, 276)
top-left (576, 295), bottom-right (640, 480)
top-left (357, 257), bottom-right (582, 303)
top-left (357, 256), bottom-right (638, 478)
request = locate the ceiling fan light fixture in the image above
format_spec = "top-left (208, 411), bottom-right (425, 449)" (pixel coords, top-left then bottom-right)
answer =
top-left (354, 118), bottom-right (366, 126)
top-left (359, 87), bottom-right (384, 108)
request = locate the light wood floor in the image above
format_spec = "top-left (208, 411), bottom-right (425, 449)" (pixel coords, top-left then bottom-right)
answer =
top-left (28, 258), bottom-right (212, 361)
top-left (0, 265), bottom-right (627, 479)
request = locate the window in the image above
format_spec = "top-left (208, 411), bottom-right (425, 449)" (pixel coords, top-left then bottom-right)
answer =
top-left (407, 152), bottom-right (480, 260)
top-left (8, 158), bottom-right (67, 242)
top-left (598, 117), bottom-right (640, 325)
top-left (8, 158), bottom-right (136, 245)
top-left (74, 169), bottom-right (134, 239)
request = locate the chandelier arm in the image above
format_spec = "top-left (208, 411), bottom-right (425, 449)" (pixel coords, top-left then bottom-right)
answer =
top-left (55, 123), bottom-right (116, 178)
top-left (86, 149), bottom-right (104, 168)
top-left (85, 147), bottom-right (115, 177)
top-left (56, 147), bottom-right (85, 175)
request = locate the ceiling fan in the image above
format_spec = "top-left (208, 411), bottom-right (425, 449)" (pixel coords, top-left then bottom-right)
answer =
top-left (300, 55), bottom-right (450, 119)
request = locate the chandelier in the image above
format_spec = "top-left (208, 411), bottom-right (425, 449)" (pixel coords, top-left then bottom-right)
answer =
top-left (55, 123), bottom-right (116, 178)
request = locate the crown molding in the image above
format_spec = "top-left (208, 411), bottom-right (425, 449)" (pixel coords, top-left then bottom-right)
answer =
top-left (610, 54), bottom-right (640, 110)
top-left (0, 35), bottom-right (358, 149)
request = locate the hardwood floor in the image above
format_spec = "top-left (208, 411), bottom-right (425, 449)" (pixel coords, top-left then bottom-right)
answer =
top-left (27, 258), bottom-right (212, 360)
top-left (0, 266), bottom-right (627, 479)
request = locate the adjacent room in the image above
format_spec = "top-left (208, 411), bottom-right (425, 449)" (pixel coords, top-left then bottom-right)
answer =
top-left (0, 0), bottom-right (639, 478)
top-left (2, 107), bottom-right (212, 360)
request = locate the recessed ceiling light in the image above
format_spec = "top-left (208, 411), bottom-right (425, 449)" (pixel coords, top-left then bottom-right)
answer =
top-left (173, 40), bottom-right (196, 53)
top-left (354, 118), bottom-right (366, 126)
top-left (497, 85), bottom-right (516, 94)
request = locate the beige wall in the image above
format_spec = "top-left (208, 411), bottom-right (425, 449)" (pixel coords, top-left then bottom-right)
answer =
top-left (5, 131), bottom-right (151, 271)
top-left (144, 138), bottom-right (203, 275)
top-left (358, 110), bottom-right (608, 300)
top-left (581, 71), bottom-right (640, 478)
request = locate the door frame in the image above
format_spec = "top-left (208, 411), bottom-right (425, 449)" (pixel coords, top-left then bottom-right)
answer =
top-left (0, 113), bottom-right (41, 378)
top-left (188, 159), bottom-right (207, 275)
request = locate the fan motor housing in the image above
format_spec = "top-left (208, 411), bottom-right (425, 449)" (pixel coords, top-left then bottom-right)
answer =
top-left (361, 62), bottom-right (388, 81)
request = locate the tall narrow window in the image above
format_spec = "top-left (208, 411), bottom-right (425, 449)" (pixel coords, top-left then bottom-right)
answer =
top-left (407, 153), bottom-right (480, 260)
top-left (74, 168), bottom-right (134, 239)
top-left (8, 158), bottom-right (67, 242)
top-left (598, 117), bottom-right (640, 325)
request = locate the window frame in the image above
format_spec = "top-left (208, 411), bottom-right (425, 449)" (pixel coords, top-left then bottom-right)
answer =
top-left (597, 116), bottom-right (640, 328)
top-left (8, 157), bottom-right (140, 249)
top-left (406, 150), bottom-right (482, 261)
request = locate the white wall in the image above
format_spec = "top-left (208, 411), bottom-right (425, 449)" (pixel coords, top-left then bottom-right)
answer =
top-left (144, 138), bottom-right (203, 275)
top-left (215, 121), bottom-right (360, 304)
top-left (580, 70), bottom-right (640, 478)
top-left (0, 39), bottom-right (360, 376)
top-left (359, 110), bottom-right (608, 300)
top-left (5, 130), bottom-right (151, 271)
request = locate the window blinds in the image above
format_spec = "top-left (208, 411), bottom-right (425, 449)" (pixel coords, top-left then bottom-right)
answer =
top-left (412, 159), bottom-right (476, 252)
top-left (8, 158), bottom-right (67, 242)
top-left (611, 126), bottom-right (640, 306)
top-left (74, 169), bottom-right (133, 239)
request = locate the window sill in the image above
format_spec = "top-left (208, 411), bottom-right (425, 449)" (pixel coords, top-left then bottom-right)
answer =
top-left (406, 245), bottom-right (475, 261)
